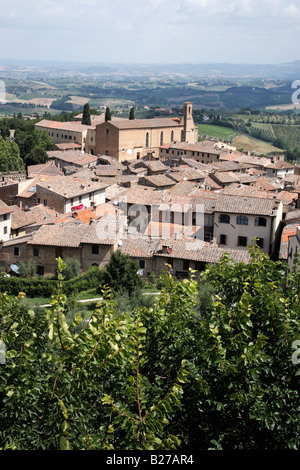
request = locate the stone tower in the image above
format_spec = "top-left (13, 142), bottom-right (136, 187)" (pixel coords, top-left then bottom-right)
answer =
top-left (182, 102), bottom-right (198, 143)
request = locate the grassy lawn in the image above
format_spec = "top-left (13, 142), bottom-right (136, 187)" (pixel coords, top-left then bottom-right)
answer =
top-left (232, 133), bottom-right (284, 154)
top-left (75, 288), bottom-right (99, 301)
top-left (197, 124), bottom-right (236, 141)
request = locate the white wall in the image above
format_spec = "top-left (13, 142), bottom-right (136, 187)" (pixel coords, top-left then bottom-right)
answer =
top-left (64, 188), bottom-right (106, 214)
top-left (0, 213), bottom-right (11, 241)
top-left (214, 212), bottom-right (274, 253)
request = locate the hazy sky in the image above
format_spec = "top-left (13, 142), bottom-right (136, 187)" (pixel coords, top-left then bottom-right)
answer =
top-left (0, 0), bottom-right (299, 64)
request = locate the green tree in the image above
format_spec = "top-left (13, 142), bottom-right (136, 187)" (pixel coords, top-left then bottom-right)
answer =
top-left (24, 146), bottom-right (48, 167)
top-left (81, 103), bottom-right (91, 126)
top-left (98, 250), bottom-right (143, 296)
top-left (18, 260), bottom-right (37, 278)
top-left (129, 107), bottom-right (135, 120)
top-left (61, 257), bottom-right (81, 281)
top-left (105, 107), bottom-right (111, 122)
top-left (0, 251), bottom-right (299, 450)
top-left (0, 120), bottom-right (10, 139)
top-left (0, 258), bottom-right (188, 450)
top-left (0, 139), bottom-right (25, 173)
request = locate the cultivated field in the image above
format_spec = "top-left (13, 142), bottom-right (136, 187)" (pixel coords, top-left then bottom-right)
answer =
top-left (232, 133), bottom-right (284, 154)
top-left (197, 124), bottom-right (236, 141)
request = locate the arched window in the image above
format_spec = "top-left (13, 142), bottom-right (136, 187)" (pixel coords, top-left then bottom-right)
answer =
top-left (145, 132), bottom-right (149, 148)
top-left (255, 217), bottom-right (267, 227)
top-left (218, 214), bottom-right (230, 224)
top-left (171, 130), bottom-right (174, 142)
top-left (237, 215), bottom-right (248, 225)
top-left (160, 131), bottom-right (163, 146)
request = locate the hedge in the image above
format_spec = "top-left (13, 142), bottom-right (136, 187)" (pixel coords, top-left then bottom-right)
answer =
top-left (0, 266), bottom-right (105, 298)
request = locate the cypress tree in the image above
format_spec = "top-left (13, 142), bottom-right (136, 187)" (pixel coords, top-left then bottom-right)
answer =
top-left (129, 107), bottom-right (135, 120)
top-left (105, 107), bottom-right (111, 122)
top-left (82, 103), bottom-right (91, 125)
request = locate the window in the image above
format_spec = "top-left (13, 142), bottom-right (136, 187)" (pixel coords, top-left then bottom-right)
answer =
top-left (33, 247), bottom-right (39, 257)
top-left (183, 260), bottom-right (189, 271)
top-left (3, 226), bottom-right (7, 235)
top-left (139, 260), bottom-right (145, 269)
top-left (92, 245), bottom-right (99, 255)
top-left (3, 214), bottom-right (7, 221)
top-left (145, 132), bottom-right (149, 148)
top-left (237, 215), bottom-right (248, 225)
top-left (43, 199), bottom-right (47, 206)
top-left (160, 131), bottom-right (163, 146)
top-left (79, 195), bottom-right (82, 203)
top-left (167, 258), bottom-right (173, 268)
top-left (238, 236), bottom-right (248, 247)
top-left (14, 247), bottom-right (19, 256)
top-left (220, 234), bottom-right (227, 245)
top-left (255, 217), bottom-right (267, 227)
top-left (256, 238), bottom-right (264, 248)
top-left (218, 214), bottom-right (230, 224)
top-left (171, 131), bottom-right (174, 141)
top-left (36, 266), bottom-right (44, 276)
top-left (181, 130), bottom-right (184, 142)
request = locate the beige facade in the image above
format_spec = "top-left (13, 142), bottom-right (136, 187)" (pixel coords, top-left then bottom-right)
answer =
top-left (93, 102), bottom-right (198, 162)
top-left (35, 120), bottom-right (94, 148)
top-left (213, 196), bottom-right (283, 255)
top-left (159, 139), bottom-right (230, 164)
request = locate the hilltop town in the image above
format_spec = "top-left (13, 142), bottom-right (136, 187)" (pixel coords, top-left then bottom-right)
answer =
top-left (0, 101), bottom-right (299, 279)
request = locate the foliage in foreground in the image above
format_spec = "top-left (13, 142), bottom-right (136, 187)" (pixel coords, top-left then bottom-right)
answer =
top-left (0, 248), bottom-right (299, 450)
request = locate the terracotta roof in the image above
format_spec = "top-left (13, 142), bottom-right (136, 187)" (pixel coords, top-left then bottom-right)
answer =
top-left (138, 160), bottom-right (168, 172)
top-left (120, 236), bottom-right (250, 264)
top-left (168, 168), bottom-right (207, 182)
top-left (47, 150), bottom-right (98, 167)
top-left (27, 162), bottom-right (63, 177)
top-left (160, 140), bottom-right (229, 155)
top-left (103, 117), bottom-right (183, 130)
top-left (279, 224), bottom-right (298, 259)
top-left (264, 161), bottom-right (294, 169)
top-left (10, 204), bottom-right (61, 230)
top-left (211, 171), bottom-right (240, 184)
top-left (142, 175), bottom-right (175, 187)
top-left (2, 234), bottom-right (33, 247)
top-left (27, 219), bottom-right (115, 247)
top-left (35, 119), bottom-right (94, 131)
top-left (285, 209), bottom-right (300, 222)
top-left (214, 194), bottom-right (279, 216)
top-left (0, 199), bottom-right (13, 216)
top-left (53, 142), bottom-right (82, 150)
top-left (95, 166), bottom-right (123, 177)
top-left (36, 175), bottom-right (108, 199)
